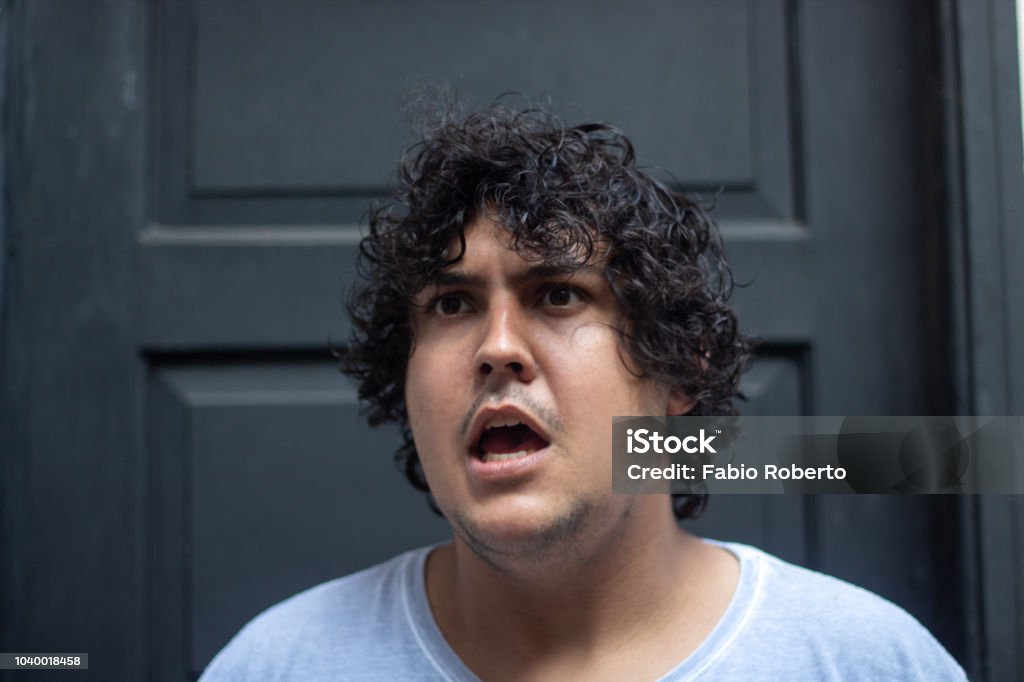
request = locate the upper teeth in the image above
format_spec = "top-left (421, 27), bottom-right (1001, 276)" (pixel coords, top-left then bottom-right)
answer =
top-left (485, 418), bottom-right (522, 430)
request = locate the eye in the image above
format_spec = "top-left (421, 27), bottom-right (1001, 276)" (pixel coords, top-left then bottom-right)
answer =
top-left (541, 285), bottom-right (583, 307)
top-left (432, 294), bottom-right (472, 316)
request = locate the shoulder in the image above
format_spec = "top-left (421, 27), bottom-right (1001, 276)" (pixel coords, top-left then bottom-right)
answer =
top-left (198, 548), bottom-right (428, 682)
top-left (715, 542), bottom-right (967, 681)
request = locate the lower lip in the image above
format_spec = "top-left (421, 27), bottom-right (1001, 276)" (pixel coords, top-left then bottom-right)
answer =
top-left (467, 446), bottom-right (551, 481)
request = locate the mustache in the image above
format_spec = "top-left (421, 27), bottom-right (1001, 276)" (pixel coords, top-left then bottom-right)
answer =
top-left (458, 386), bottom-right (564, 440)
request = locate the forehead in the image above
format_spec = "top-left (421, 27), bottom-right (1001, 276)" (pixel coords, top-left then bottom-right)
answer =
top-left (436, 213), bottom-right (605, 278)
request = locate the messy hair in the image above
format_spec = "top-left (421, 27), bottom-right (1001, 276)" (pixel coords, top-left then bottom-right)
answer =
top-left (339, 99), bottom-right (753, 520)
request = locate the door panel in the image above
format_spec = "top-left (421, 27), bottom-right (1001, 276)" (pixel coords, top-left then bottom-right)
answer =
top-left (150, 363), bottom-right (450, 677)
top-left (156, 0), bottom-right (797, 224)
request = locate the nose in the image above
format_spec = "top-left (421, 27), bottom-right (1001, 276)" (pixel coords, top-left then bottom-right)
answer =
top-left (475, 299), bottom-right (537, 383)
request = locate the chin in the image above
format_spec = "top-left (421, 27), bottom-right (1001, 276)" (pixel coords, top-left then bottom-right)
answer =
top-left (449, 496), bottom-right (596, 562)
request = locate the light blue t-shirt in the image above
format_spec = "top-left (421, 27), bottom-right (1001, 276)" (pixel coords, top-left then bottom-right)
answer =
top-left (200, 541), bottom-right (967, 681)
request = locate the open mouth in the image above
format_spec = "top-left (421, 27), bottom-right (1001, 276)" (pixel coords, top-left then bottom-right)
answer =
top-left (475, 419), bottom-right (550, 463)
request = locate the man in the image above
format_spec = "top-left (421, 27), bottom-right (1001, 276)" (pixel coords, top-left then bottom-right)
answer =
top-left (201, 102), bottom-right (965, 680)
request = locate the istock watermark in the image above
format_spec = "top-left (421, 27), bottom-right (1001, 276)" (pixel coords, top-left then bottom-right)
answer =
top-left (626, 427), bottom-right (718, 455)
top-left (612, 416), bottom-right (1024, 494)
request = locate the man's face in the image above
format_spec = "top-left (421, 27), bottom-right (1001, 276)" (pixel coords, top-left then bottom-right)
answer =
top-left (405, 215), bottom-right (686, 565)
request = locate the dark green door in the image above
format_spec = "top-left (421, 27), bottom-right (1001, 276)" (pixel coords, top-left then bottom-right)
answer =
top-left (8, 1), bottom-right (1007, 680)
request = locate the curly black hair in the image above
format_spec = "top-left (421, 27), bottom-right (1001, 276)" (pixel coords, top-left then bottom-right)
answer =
top-left (339, 99), bottom-right (753, 520)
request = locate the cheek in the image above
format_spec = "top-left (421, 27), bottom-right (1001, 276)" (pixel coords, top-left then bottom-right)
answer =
top-left (557, 325), bottom-right (631, 383)
top-left (404, 354), bottom-right (436, 437)
top-left (404, 348), bottom-right (468, 452)
top-left (550, 327), bottom-right (664, 414)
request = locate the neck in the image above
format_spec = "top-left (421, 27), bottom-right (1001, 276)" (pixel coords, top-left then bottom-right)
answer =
top-left (425, 497), bottom-right (727, 670)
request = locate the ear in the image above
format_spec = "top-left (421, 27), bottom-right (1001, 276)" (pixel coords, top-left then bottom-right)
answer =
top-left (667, 392), bottom-right (695, 416)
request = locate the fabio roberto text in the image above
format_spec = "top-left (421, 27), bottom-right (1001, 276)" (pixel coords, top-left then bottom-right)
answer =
top-left (626, 462), bottom-right (847, 481)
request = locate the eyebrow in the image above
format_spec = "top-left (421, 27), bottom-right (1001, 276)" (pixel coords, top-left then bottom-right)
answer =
top-left (427, 264), bottom-right (603, 289)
